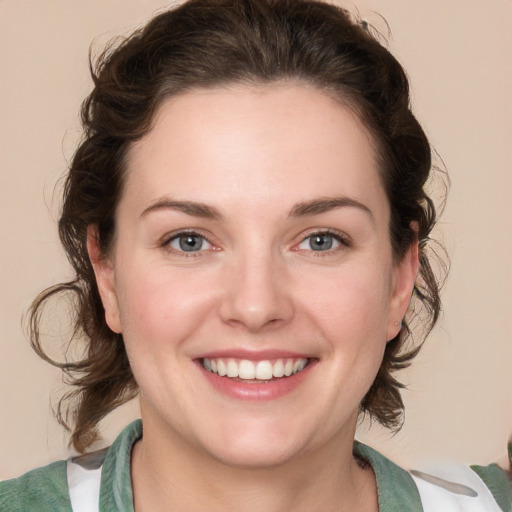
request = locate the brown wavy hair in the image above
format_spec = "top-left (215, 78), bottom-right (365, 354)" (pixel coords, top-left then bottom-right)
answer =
top-left (30, 0), bottom-right (447, 452)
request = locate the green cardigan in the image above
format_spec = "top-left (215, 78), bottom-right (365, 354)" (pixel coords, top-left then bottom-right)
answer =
top-left (1, 420), bottom-right (510, 511)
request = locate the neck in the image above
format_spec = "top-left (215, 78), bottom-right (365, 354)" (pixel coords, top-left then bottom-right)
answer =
top-left (131, 408), bottom-right (378, 512)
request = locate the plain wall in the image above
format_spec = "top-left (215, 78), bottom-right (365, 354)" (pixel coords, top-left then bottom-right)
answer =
top-left (1, 0), bottom-right (511, 479)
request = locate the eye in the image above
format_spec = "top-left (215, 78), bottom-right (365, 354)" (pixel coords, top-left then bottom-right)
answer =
top-left (297, 231), bottom-right (348, 252)
top-left (166, 232), bottom-right (212, 253)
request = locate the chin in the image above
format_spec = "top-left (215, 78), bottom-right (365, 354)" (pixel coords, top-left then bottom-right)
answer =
top-left (194, 414), bottom-right (317, 470)
top-left (207, 438), bottom-right (304, 470)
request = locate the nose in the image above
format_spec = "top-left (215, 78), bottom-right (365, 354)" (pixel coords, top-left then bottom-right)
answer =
top-left (219, 252), bottom-right (295, 333)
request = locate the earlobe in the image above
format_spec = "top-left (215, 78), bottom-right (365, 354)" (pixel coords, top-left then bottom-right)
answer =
top-left (387, 240), bottom-right (419, 341)
top-left (87, 226), bottom-right (122, 333)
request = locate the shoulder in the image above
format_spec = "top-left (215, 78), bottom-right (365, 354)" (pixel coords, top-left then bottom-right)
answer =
top-left (411, 461), bottom-right (511, 512)
top-left (0, 460), bottom-right (72, 512)
top-left (0, 420), bottom-right (142, 512)
top-left (471, 462), bottom-right (511, 512)
top-left (410, 462), bottom-right (510, 512)
top-left (410, 441), bottom-right (512, 512)
top-left (355, 441), bottom-right (512, 512)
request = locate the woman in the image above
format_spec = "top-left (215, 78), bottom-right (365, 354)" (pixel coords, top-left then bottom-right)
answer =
top-left (1, 0), bottom-right (510, 510)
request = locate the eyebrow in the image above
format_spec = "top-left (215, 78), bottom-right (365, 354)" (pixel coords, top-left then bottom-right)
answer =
top-left (140, 199), bottom-right (223, 220)
top-left (140, 196), bottom-right (373, 221)
top-left (289, 197), bottom-right (374, 220)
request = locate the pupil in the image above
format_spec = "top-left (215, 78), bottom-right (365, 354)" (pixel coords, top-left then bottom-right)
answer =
top-left (179, 235), bottom-right (202, 251)
top-left (311, 235), bottom-right (332, 251)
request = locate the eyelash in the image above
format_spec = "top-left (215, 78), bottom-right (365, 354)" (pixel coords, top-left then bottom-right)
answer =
top-left (295, 229), bottom-right (351, 255)
top-left (161, 230), bottom-right (215, 256)
top-left (160, 228), bottom-right (351, 257)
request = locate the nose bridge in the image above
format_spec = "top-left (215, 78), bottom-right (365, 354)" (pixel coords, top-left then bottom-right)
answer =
top-left (219, 241), bottom-right (294, 332)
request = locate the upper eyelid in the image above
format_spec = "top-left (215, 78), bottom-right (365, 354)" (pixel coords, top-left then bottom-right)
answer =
top-left (298, 229), bottom-right (352, 245)
top-left (161, 230), bottom-right (215, 251)
top-left (158, 228), bottom-right (351, 250)
top-left (161, 229), bottom-right (211, 243)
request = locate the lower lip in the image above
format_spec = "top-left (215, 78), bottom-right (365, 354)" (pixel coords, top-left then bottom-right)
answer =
top-left (197, 360), bottom-right (316, 401)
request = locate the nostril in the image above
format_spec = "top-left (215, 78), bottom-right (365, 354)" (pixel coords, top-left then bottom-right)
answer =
top-left (218, 268), bottom-right (295, 332)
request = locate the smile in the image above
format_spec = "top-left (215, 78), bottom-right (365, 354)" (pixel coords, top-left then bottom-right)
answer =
top-left (202, 357), bottom-right (309, 380)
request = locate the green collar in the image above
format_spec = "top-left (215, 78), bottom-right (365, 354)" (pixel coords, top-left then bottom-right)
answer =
top-left (355, 441), bottom-right (423, 512)
top-left (99, 420), bottom-right (141, 511)
top-left (98, 420), bottom-right (423, 511)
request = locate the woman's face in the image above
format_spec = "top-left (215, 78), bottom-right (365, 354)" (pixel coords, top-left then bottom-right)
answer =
top-left (92, 84), bottom-right (417, 468)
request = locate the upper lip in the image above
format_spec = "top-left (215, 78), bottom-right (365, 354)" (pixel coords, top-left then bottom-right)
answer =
top-left (195, 349), bottom-right (313, 361)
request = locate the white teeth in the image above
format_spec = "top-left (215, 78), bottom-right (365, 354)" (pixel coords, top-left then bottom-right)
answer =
top-left (239, 359), bottom-right (256, 379)
top-left (273, 359), bottom-right (285, 377)
top-left (217, 360), bottom-right (227, 377)
top-left (202, 357), bottom-right (309, 380)
top-left (226, 359), bottom-right (238, 378)
top-left (255, 361), bottom-right (273, 380)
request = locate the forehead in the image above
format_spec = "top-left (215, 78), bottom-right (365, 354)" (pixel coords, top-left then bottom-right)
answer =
top-left (124, 84), bottom-right (387, 219)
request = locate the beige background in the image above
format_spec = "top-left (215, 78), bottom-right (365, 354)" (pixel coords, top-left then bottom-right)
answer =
top-left (1, 0), bottom-right (511, 480)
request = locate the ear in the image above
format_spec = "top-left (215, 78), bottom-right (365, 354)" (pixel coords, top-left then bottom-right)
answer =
top-left (386, 237), bottom-right (420, 341)
top-left (87, 226), bottom-right (122, 333)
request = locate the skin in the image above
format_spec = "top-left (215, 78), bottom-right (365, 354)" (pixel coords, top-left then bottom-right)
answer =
top-left (89, 83), bottom-right (418, 512)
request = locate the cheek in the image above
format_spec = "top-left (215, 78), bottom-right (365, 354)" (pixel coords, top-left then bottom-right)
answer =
top-left (297, 265), bottom-right (392, 395)
top-left (300, 264), bottom-right (392, 341)
top-left (115, 264), bottom-right (218, 352)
